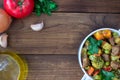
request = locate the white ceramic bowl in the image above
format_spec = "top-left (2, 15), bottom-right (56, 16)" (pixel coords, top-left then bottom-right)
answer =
top-left (78, 28), bottom-right (120, 80)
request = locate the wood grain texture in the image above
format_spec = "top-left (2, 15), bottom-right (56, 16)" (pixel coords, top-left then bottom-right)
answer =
top-left (3, 13), bottom-right (120, 54)
top-left (0, 0), bottom-right (119, 80)
top-left (1, 0), bottom-right (120, 13)
top-left (0, 0), bottom-right (2, 8)
top-left (56, 0), bottom-right (120, 13)
top-left (21, 54), bottom-right (83, 80)
top-left (1, 0), bottom-right (120, 80)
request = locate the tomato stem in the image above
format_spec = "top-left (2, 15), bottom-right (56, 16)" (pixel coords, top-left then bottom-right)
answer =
top-left (18, 1), bottom-right (23, 6)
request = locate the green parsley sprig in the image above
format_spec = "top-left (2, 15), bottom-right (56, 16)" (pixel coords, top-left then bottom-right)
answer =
top-left (88, 37), bottom-right (103, 55)
top-left (34, 0), bottom-right (58, 16)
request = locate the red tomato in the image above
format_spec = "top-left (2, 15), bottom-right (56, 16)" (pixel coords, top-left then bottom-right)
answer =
top-left (103, 66), bottom-right (112, 71)
top-left (4, 0), bottom-right (34, 18)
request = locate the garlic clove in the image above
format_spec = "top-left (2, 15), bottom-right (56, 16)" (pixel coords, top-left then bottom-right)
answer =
top-left (0, 33), bottom-right (8, 48)
top-left (30, 21), bottom-right (44, 31)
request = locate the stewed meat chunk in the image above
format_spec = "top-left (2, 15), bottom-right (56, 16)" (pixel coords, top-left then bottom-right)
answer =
top-left (112, 46), bottom-right (120, 56)
top-left (82, 48), bottom-right (90, 68)
top-left (102, 54), bottom-right (110, 61)
top-left (111, 61), bottom-right (120, 69)
top-left (109, 37), bottom-right (115, 45)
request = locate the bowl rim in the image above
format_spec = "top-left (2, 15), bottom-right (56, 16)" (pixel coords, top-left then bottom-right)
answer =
top-left (78, 28), bottom-right (120, 79)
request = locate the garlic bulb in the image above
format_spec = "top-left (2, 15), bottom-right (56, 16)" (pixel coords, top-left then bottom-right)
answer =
top-left (0, 33), bottom-right (8, 48)
top-left (30, 21), bottom-right (44, 31)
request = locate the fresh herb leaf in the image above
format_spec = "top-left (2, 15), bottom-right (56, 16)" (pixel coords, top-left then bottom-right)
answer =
top-left (100, 70), bottom-right (115, 80)
top-left (88, 37), bottom-right (102, 54)
top-left (97, 40), bottom-right (102, 46)
top-left (34, 0), bottom-right (58, 16)
top-left (49, 1), bottom-right (58, 11)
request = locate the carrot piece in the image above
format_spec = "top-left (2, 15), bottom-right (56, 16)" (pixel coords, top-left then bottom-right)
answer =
top-left (94, 53), bottom-right (100, 56)
top-left (94, 31), bottom-right (104, 40)
top-left (87, 66), bottom-right (95, 75)
top-left (102, 30), bottom-right (111, 39)
top-left (93, 70), bottom-right (100, 76)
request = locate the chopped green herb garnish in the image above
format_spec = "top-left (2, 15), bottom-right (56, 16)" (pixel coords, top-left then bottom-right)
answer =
top-left (100, 70), bottom-right (115, 80)
top-left (34, 0), bottom-right (58, 16)
top-left (88, 37), bottom-right (102, 54)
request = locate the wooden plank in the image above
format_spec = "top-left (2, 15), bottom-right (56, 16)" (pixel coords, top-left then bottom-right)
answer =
top-left (4, 13), bottom-right (120, 54)
top-left (21, 54), bottom-right (83, 80)
top-left (56, 0), bottom-right (120, 13)
top-left (0, 0), bottom-right (2, 8)
top-left (1, 0), bottom-right (120, 13)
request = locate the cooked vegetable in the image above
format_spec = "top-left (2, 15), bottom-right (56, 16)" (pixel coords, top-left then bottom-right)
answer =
top-left (93, 75), bottom-right (101, 80)
top-left (114, 37), bottom-right (120, 45)
top-left (94, 30), bottom-right (112, 40)
top-left (87, 66), bottom-right (95, 75)
top-left (89, 55), bottom-right (104, 69)
top-left (87, 52), bottom-right (91, 55)
top-left (111, 56), bottom-right (120, 61)
top-left (104, 49), bottom-right (110, 54)
top-left (0, 8), bottom-right (12, 33)
top-left (102, 41), bottom-right (112, 51)
top-left (102, 30), bottom-right (112, 38)
top-left (98, 49), bottom-right (102, 54)
top-left (94, 31), bottom-right (104, 40)
top-left (103, 66), bottom-right (112, 71)
top-left (84, 66), bottom-right (90, 70)
top-left (112, 77), bottom-right (119, 80)
top-left (113, 32), bottom-right (119, 38)
top-left (105, 62), bottom-right (110, 66)
top-left (89, 55), bottom-right (97, 61)
top-left (93, 70), bottom-right (100, 76)
top-left (116, 59), bottom-right (120, 63)
top-left (94, 53), bottom-right (101, 56)
top-left (91, 57), bottom-right (104, 69)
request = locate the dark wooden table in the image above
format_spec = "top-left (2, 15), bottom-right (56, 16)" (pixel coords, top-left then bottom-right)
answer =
top-left (1, 0), bottom-right (120, 80)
